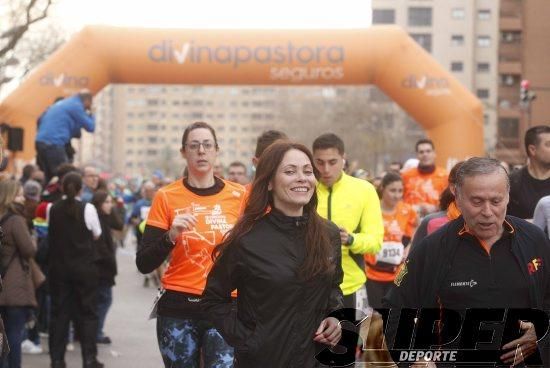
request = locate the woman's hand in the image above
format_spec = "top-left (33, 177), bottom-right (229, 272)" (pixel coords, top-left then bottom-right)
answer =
top-left (168, 213), bottom-right (197, 242)
top-left (313, 317), bottom-right (341, 347)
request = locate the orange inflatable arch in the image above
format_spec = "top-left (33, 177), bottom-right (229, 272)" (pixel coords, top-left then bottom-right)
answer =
top-left (0, 25), bottom-right (483, 166)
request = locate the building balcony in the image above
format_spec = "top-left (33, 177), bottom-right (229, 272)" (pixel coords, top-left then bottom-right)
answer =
top-left (499, 17), bottom-right (522, 31)
top-left (498, 106), bottom-right (521, 118)
top-left (498, 61), bottom-right (522, 75)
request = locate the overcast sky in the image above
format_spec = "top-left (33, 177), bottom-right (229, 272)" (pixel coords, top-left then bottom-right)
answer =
top-left (51, 0), bottom-right (372, 31)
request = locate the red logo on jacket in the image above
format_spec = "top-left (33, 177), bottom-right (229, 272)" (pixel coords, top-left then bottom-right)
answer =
top-left (528, 258), bottom-right (543, 275)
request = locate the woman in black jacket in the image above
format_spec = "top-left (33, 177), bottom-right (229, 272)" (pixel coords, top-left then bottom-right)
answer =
top-left (91, 190), bottom-right (123, 345)
top-left (202, 141), bottom-right (344, 368)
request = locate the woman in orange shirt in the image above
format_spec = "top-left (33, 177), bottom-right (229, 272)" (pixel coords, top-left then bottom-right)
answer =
top-left (365, 172), bottom-right (417, 309)
top-left (136, 122), bottom-right (247, 368)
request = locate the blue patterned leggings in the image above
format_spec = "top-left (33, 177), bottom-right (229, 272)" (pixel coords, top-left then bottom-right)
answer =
top-left (156, 315), bottom-right (234, 368)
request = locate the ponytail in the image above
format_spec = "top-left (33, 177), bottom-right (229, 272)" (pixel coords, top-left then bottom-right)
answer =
top-left (62, 172), bottom-right (83, 219)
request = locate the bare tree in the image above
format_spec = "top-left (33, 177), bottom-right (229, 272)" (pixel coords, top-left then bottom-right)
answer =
top-left (0, 0), bottom-right (55, 87)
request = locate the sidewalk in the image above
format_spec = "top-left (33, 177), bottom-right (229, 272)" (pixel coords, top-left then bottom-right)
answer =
top-left (23, 243), bottom-right (163, 368)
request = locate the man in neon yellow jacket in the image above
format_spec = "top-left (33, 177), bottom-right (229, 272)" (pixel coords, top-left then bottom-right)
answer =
top-left (313, 133), bottom-right (384, 316)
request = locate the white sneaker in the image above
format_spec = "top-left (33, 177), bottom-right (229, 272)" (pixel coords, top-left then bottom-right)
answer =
top-left (66, 342), bottom-right (75, 351)
top-left (21, 339), bottom-right (43, 354)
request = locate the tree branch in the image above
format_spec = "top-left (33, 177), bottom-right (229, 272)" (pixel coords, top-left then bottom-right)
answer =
top-left (0, 0), bottom-right (53, 58)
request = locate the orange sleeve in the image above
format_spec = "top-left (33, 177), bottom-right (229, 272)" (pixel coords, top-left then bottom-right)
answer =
top-left (405, 206), bottom-right (418, 238)
top-left (146, 190), bottom-right (171, 230)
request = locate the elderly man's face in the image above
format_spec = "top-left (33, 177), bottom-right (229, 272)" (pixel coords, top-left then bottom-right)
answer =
top-left (455, 170), bottom-right (509, 245)
top-left (83, 167), bottom-right (99, 190)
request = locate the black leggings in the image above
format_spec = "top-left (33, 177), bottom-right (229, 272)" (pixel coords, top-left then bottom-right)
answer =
top-left (366, 279), bottom-right (394, 310)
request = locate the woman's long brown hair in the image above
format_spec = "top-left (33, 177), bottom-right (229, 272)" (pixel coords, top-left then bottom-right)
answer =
top-left (214, 141), bottom-right (335, 279)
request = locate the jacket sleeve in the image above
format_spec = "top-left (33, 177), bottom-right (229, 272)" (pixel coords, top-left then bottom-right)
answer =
top-left (327, 225), bottom-right (344, 314)
top-left (11, 215), bottom-right (36, 259)
top-left (382, 239), bottom-right (426, 309)
top-left (202, 243), bottom-right (251, 349)
top-left (135, 225), bottom-right (174, 274)
top-left (409, 216), bottom-right (429, 252)
top-left (532, 197), bottom-right (550, 235)
top-left (108, 208), bottom-right (124, 231)
top-left (69, 102), bottom-right (95, 133)
top-left (348, 183), bottom-right (384, 255)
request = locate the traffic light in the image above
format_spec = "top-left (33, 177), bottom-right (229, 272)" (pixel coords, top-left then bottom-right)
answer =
top-left (520, 79), bottom-right (529, 103)
top-left (520, 79), bottom-right (536, 104)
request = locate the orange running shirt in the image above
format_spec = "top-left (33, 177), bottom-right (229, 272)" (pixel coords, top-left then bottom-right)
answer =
top-left (366, 201), bottom-right (417, 282)
top-left (401, 167), bottom-right (448, 208)
top-left (146, 179), bottom-right (247, 295)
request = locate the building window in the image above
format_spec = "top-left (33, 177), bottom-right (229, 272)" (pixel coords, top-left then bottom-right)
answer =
top-left (451, 8), bottom-right (465, 19)
top-left (373, 9), bottom-right (395, 24)
top-left (477, 62), bottom-right (490, 73)
top-left (499, 118), bottom-right (519, 138)
top-left (500, 74), bottom-right (519, 86)
top-left (410, 33), bottom-right (432, 52)
top-left (476, 89), bottom-right (490, 99)
top-left (451, 62), bottom-right (464, 72)
top-left (478, 9), bottom-right (491, 20)
top-left (451, 35), bottom-right (464, 46)
top-left (477, 36), bottom-right (491, 47)
top-left (408, 7), bottom-right (432, 26)
top-left (501, 31), bottom-right (522, 43)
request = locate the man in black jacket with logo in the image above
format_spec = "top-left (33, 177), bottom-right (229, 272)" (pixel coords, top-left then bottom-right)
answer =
top-left (384, 157), bottom-right (550, 367)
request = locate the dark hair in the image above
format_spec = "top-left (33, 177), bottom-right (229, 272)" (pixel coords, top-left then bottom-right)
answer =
top-left (214, 141), bottom-right (334, 280)
top-left (524, 125), bottom-right (550, 157)
top-left (62, 172), bottom-right (83, 219)
top-left (229, 161), bottom-right (247, 171)
top-left (389, 161), bottom-right (402, 171)
top-left (97, 178), bottom-right (108, 191)
top-left (254, 130), bottom-right (288, 158)
top-left (439, 161), bottom-right (464, 211)
top-left (415, 138), bottom-right (434, 152)
top-left (377, 172), bottom-right (402, 199)
top-left (21, 164), bottom-right (36, 182)
top-left (56, 163), bottom-right (78, 181)
top-left (181, 121), bottom-right (219, 150)
top-left (312, 133), bottom-right (345, 155)
top-left (91, 190), bottom-right (110, 215)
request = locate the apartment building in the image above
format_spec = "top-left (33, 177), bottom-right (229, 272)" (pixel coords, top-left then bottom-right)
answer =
top-left (371, 0), bottom-right (500, 154)
top-left (496, 0), bottom-right (550, 164)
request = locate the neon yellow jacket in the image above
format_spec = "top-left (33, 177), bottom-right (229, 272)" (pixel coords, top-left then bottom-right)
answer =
top-left (317, 173), bottom-right (384, 296)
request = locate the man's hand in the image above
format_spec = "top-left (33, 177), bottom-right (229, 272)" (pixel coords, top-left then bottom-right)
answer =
top-left (168, 214), bottom-right (197, 243)
top-left (500, 321), bottom-right (537, 365)
top-left (339, 228), bottom-right (351, 245)
top-left (313, 317), bottom-right (341, 347)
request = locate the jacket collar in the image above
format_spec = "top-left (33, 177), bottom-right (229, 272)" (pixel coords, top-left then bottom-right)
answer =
top-left (318, 172), bottom-right (347, 191)
top-left (267, 207), bottom-right (309, 233)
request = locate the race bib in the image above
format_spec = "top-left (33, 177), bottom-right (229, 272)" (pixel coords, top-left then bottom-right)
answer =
top-left (375, 241), bottom-right (404, 266)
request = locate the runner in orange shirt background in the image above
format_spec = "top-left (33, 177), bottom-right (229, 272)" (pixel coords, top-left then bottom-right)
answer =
top-left (401, 138), bottom-right (448, 218)
top-left (136, 121), bottom-right (247, 368)
top-left (365, 172), bottom-right (417, 309)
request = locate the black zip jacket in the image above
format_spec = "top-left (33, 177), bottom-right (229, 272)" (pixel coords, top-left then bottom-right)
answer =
top-left (384, 216), bottom-right (550, 309)
top-left (201, 209), bottom-right (344, 368)
top-left (95, 210), bottom-right (123, 286)
top-left (383, 216), bottom-right (550, 367)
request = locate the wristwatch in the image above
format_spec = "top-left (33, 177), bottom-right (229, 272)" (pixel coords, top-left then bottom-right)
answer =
top-left (345, 234), bottom-right (354, 246)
